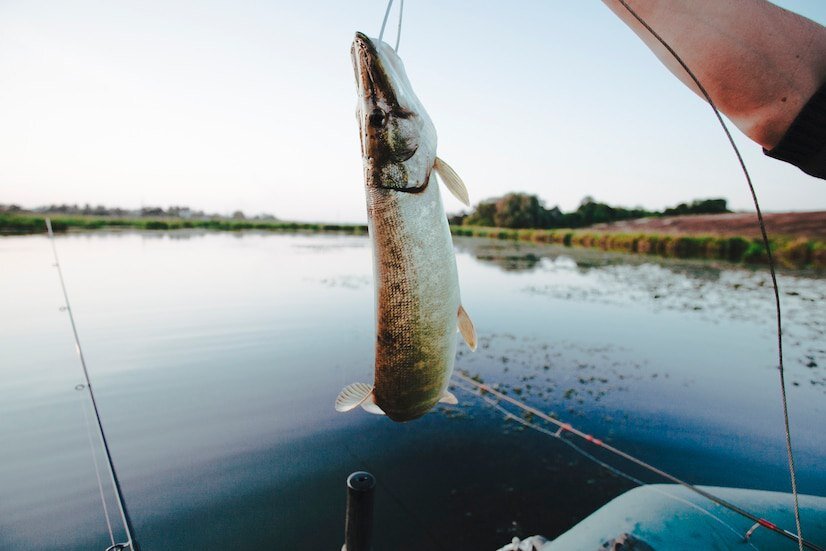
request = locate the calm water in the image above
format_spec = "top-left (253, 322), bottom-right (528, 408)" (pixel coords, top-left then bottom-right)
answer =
top-left (1, 231), bottom-right (824, 550)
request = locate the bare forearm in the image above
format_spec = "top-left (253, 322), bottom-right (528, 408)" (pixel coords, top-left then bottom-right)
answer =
top-left (602, 0), bottom-right (826, 149)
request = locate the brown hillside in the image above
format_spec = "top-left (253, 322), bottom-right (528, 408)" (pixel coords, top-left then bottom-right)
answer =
top-left (592, 211), bottom-right (826, 240)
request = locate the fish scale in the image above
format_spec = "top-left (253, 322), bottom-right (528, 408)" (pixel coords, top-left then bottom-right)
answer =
top-left (371, 179), bottom-right (458, 420)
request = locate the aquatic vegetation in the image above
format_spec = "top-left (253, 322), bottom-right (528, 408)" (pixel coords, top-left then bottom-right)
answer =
top-left (451, 225), bottom-right (826, 270)
top-left (775, 238), bottom-right (814, 268)
top-left (812, 242), bottom-right (826, 269)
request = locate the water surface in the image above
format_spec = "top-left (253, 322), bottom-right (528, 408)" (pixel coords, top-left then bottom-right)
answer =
top-left (1, 231), bottom-right (823, 550)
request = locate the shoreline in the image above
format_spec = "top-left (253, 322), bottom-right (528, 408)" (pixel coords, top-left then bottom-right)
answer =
top-left (452, 225), bottom-right (826, 270)
top-left (0, 212), bottom-right (368, 236)
top-left (2, 211), bottom-right (824, 269)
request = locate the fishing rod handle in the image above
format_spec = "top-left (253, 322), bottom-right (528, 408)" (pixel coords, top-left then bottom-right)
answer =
top-left (343, 471), bottom-right (376, 551)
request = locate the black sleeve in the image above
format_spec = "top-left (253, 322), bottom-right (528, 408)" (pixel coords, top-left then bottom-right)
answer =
top-left (764, 84), bottom-right (826, 180)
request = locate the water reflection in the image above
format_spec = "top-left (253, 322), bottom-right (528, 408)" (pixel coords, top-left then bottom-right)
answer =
top-left (1, 231), bottom-right (824, 550)
top-left (454, 237), bottom-right (729, 279)
top-left (454, 239), bottom-right (553, 273)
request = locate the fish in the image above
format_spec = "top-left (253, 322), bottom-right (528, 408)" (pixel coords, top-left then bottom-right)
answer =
top-left (335, 32), bottom-right (477, 422)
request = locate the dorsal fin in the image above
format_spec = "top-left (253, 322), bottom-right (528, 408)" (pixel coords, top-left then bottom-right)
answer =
top-left (434, 157), bottom-right (470, 206)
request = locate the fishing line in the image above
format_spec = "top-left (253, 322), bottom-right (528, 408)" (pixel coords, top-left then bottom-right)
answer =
top-left (451, 380), bottom-right (758, 549)
top-left (452, 372), bottom-right (824, 551)
top-left (45, 219), bottom-right (140, 551)
top-left (613, 1), bottom-right (802, 547)
top-left (451, 380), bottom-right (644, 485)
top-left (394, 0), bottom-right (404, 53)
top-left (378, 0), bottom-right (404, 52)
top-left (378, 0), bottom-right (393, 43)
top-left (76, 384), bottom-right (117, 548)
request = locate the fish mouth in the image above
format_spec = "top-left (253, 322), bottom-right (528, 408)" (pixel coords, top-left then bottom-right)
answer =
top-left (351, 31), bottom-right (434, 189)
top-left (351, 32), bottom-right (400, 110)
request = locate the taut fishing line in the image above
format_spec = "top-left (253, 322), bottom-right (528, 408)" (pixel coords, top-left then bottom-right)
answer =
top-left (614, 1), bottom-right (803, 548)
top-left (378, 0), bottom-right (404, 52)
top-left (452, 373), bottom-right (824, 550)
top-left (45, 219), bottom-right (140, 551)
top-left (76, 384), bottom-right (116, 548)
top-left (450, 379), bottom-right (759, 549)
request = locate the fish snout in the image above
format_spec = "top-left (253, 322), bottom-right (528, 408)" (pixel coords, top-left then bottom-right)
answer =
top-left (351, 32), bottom-right (378, 102)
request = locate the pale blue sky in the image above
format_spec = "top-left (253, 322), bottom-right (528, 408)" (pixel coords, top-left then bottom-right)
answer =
top-left (1, 1), bottom-right (825, 222)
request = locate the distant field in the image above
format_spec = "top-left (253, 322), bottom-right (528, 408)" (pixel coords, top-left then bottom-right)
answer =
top-left (593, 211), bottom-right (826, 241)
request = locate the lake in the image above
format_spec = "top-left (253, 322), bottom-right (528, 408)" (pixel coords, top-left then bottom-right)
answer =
top-left (1, 231), bottom-right (824, 550)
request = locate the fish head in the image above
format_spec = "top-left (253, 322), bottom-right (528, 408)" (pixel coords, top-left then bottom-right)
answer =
top-left (352, 32), bottom-right (436, 192)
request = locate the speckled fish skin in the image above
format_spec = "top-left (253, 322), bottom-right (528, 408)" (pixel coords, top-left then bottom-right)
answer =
top-left (352, 32), bottom-right (460, 422)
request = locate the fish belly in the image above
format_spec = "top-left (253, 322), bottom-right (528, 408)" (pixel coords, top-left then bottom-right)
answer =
top-left (366, 177), bottom-right (460, 421)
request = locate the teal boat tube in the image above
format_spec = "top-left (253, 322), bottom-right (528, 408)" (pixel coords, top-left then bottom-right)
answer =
top-left (498, 485), bottom-right (826, 550)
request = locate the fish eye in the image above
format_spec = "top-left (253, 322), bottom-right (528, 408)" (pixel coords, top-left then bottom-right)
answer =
top-left (368, 109), bottom-right (386, 128)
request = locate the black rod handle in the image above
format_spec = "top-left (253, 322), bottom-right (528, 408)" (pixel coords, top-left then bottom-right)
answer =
top-left (343, 471), bottom-right (375, 551)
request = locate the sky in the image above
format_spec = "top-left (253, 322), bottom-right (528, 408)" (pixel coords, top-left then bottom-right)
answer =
top-left (1, 0), bottom-right (825, 223)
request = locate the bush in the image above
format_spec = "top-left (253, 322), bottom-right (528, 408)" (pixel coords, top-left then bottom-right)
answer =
top-left (811, 243), bottom-right (826, 269)
top-left (725, 237), bottom-right (750, 261)
top-left (775, 239), bottom-right (812, 268)
top-left (742, 240), bottom-right (769, 263)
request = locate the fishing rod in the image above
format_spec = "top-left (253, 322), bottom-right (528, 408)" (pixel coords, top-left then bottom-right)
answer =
top-left (612, 1), bottom-right (803, 548)
top-left (45, 219), bottom-right (141, 551)
top-left (76, 383), bottom-right (117, 549)
top-left (452, 372), bottom-right (824, 551)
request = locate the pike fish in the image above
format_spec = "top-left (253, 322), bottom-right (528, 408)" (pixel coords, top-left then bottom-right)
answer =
top-left (335, 32), bottom-right (477, 422)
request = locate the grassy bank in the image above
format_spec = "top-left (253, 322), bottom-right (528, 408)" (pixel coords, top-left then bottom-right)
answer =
top-left (4, 212), bottom-right (824, 269)
top-left (451, 225), bottom-right (826, 270)
top-left (0, 212), bottom-right (368, 236)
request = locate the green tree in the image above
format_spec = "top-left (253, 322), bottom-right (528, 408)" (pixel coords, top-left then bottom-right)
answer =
top-left (663, 198), bottom-right (729, 216)
top-left (493, 193), bottom-right (548, 229)
top-left (464, 200), bottom-right (496, 227)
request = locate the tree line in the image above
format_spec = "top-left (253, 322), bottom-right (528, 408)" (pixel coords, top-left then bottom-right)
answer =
top-left (0, 203), bottom-right (277, 221)
top-left (449, 194), bottom-right (730, 229)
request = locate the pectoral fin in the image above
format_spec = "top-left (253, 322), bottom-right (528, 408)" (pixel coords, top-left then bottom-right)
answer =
top-left (434, 157), bottom-right (469, 206)
top-left (458, 305), bottom-right (477, 351)
top-left (439, 390), bottom-right (459, 405)
top-left (335, 383), bottom-right (387, 415)
top-left (335, 383), bottom-right (374, 412)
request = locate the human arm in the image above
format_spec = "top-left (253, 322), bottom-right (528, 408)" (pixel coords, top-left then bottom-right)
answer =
top-left (601, 0), bottom-right (826, 152)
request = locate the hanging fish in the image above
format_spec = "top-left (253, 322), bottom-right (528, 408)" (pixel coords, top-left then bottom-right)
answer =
top-left (336, 32), bottom-right (476, 422)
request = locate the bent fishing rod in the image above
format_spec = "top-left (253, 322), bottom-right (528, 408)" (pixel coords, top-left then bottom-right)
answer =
top-left (45, 219), bottom-right (141, 551)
